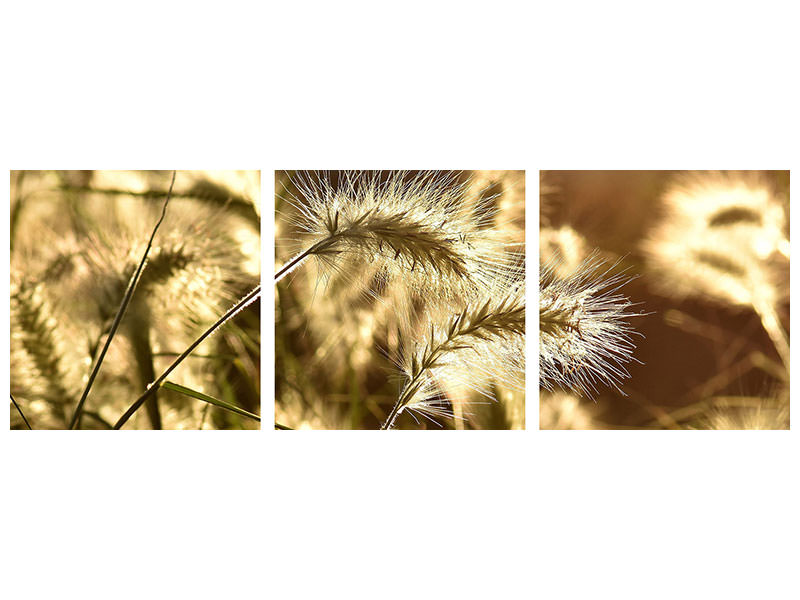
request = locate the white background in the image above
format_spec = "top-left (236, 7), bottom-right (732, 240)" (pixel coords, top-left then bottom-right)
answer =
top-left (1, 1), bottom-right (797, 599)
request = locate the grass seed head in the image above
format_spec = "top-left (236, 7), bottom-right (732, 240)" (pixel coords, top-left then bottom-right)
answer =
top-left (539, 254), bottom-right (642, 397)
top-left (278, 171), bottom-right (522, 304)
top-left (10, 276), bottom-right (82, 427)
top-left (643, 171), bottom-right (788, 307)
top-left (389, 282), bottom-right (525, 428)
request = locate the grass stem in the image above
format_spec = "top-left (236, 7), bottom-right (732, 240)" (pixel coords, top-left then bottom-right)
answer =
top-left (69, 171), bottom-right (176, 429)
top-left (10, 394), bottom-right (32, 430)
top-left (274, 239), bottom-right (330, 282)
top-left (113, 285), bottom-right (261, 429)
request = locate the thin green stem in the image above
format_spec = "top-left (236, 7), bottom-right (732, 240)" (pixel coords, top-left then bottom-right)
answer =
top-left (113, 285), bottom-right (261, 429)
top-left (69, 171), bottom-right (176, 429)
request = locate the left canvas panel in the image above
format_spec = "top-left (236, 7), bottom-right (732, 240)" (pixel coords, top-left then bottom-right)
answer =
top-left (10, 170), bottom-right (261, 430)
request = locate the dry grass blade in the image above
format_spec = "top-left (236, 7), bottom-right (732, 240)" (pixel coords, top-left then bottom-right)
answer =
top-left (161, 381), bottom-right (260, 423)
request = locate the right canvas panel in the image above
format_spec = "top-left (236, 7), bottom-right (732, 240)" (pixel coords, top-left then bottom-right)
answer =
top-left (540, 170), bottom-right (789, 430)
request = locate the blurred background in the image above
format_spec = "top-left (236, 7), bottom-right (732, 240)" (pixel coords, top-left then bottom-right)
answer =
top-left (540, 170), bottom-right (790, 430)
top-left (10, 170), bottom-right (261, 430)
top-left (275, 170), bottom-right (525, 430)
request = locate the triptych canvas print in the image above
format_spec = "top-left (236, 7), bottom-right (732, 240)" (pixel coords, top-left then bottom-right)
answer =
top-left (8, 170), bottom-right (790, 430)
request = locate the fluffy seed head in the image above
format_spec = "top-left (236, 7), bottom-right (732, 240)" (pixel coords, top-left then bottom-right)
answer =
top-left (539, 254), bottom-right (642, 397)
top-left (279, 171), bottom-right (521, 300)
top-left (77, 200), bottom-right (253, 338)
top-left (390, 284), bottom-right (525, 428)
top-left (656, 172), bottom-right (787, 259)
top-left (643, 172), bottom-right (788, 307)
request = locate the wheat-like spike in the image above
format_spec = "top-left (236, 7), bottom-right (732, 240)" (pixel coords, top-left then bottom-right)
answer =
top-left (276, 210), bottom-right (470, 282)
top-left (382, 291), bottom-right (525, 429)
top-left (10, 279), bottom-right (74, 425)
top-left (539, 254), bottom-right (642, 397)
top-left (275, 171), bottom-right (513, 287)
top-left (139, 234), bottom-right (249, 329)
